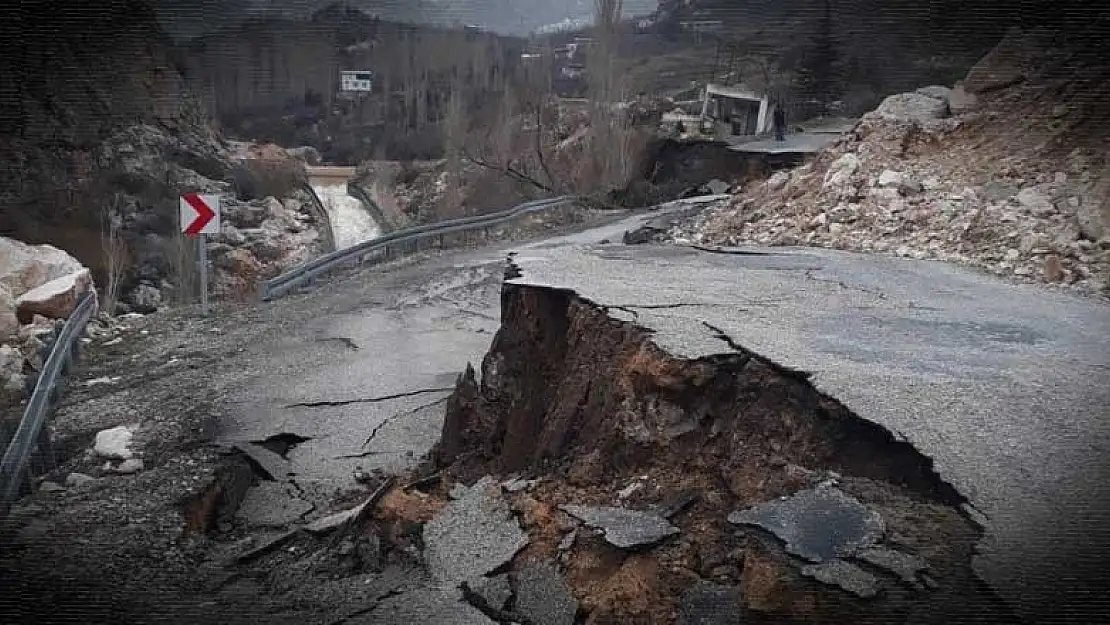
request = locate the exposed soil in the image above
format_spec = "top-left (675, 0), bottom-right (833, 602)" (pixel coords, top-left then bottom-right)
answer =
top-left (432, 277), bottom-right (1017, 624)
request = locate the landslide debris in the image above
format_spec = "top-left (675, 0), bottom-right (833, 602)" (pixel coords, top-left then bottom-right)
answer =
top-left (671, 27), bottom-right (1110, 299)
top-left (430, 278), bottom-right (1016, 624)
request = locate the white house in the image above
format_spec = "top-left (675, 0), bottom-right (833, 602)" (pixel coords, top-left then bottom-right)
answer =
top-left (699, 83), bottom-right (774, 138)
top-left (340, 70), bottom-right (374, 93)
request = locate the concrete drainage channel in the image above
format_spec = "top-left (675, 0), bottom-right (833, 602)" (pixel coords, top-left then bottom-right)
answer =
top-left (184, 268), bottom-right (1018, 624)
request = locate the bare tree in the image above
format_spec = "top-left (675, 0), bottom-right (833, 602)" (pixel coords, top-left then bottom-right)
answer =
top-left (99, 194), bottom-right (127, 316)
top-left (587, 0), bottom-right (640, 192)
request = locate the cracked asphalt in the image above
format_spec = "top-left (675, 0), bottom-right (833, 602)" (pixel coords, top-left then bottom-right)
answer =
top-left (4, 201), bottom-right (1107, 623)
top-left (510, 209), bottom-right (1110, 623)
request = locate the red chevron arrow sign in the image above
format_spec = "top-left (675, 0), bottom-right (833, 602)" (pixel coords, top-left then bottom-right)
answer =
top-left (179, 193), bottom-right (220, 236)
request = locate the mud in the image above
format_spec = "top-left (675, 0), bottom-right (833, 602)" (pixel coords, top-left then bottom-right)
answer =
top-left (433, 278), bottom-right (1017, 624)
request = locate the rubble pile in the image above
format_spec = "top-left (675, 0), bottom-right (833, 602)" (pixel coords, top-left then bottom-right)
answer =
top-left (671, 29), bottom-right (1110, 298)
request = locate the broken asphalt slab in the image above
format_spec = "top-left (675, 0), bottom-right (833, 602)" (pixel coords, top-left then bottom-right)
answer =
top-left (800, 559), bottom-right (881, 598)
top-left (727, 486), bottom-right (885, 562)
top-left (422, 477), bottom-right (530, 584)
top-left (230, 441), bottom-right (291, 481)
top-left (513, 562), bottom-right (579, 625)
top-left (234, 481), bottom-right (313, 528)
top-left (560, 503), bottom-right (680, 549)
top-left (508, 216), bottom-right (1110, 621)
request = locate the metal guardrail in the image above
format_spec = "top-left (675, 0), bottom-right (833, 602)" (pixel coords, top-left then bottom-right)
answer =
top-left (1, 289), bottom-right (99, 515)
top-left (261, 196), bottom-right (575, 301)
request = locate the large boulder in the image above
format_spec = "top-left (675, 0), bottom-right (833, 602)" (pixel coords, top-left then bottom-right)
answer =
top-left (0, 237), bottom-right (85, 297)
top-left (15, 268), bottom-right (93, 324)
top-left (871, 92), bottom-right (949, 123)
top-left (947, 83), bottom-right (980, 115)
top-left (1078, 172), bottom-right (1110, 242)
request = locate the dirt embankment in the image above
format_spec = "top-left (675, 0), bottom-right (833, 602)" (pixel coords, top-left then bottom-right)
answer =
top-left (431, 276), bottom-right (1015, 624)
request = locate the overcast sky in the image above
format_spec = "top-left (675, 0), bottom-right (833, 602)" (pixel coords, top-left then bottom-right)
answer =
top-left (152, 0), bottom-right (660, 39)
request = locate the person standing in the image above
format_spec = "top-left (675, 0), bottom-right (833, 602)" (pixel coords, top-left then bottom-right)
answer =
top-left (773, 105), bottom-right (787, 142)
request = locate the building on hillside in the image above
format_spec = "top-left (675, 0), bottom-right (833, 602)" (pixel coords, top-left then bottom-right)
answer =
top-left (699, 83), bottom-right (775, 139)
top-left (340, 70), bottom-right (374, 94)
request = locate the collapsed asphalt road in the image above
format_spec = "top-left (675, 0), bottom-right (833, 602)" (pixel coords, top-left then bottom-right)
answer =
top-left (505, 212), bottom-right (1110, 623)
top-left (0, 203), bottom-right (1105, 624)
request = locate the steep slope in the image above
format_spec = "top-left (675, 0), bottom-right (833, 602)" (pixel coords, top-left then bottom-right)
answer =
top-left (0, 0), bottom-right (329, 313)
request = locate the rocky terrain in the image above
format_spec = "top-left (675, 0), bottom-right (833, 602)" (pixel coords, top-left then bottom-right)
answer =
top-left (2, 1), bottom-right (334, 312)
top-left (669, 28), bottom-right (1110, 299)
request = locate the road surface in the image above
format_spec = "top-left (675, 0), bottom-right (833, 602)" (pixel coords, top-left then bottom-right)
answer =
top-left (508, 211), bottom-right (1110, 623)
top-left (4, 203), bottom-right (1106, 623)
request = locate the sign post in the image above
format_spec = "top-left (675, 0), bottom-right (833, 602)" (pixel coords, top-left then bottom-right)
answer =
top-left (179, 193), bottom-right (220, 316)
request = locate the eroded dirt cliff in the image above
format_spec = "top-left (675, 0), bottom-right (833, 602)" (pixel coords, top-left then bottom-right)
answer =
top-left (434, 275), bottom-right (1016, 624)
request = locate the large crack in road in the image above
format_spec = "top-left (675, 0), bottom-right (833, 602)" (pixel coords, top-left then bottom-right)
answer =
top-left (1, 206), bottom-right (1106, 624)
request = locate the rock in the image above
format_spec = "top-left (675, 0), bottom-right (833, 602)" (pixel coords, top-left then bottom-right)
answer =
top-left (223, 199), bottom-right (269, 228)
top-left (0, 345), bottom-right (22, 380)
top-left (1044, 255), bottom-right (1066, 282)
top-left (800, 560), bottom-right (880, 598)
top-left (947, 83), bottom-right (979, 114)
top-left (423, 477), bottom-right (530, 584)
top-left (1015, 187), bottom-right (1056, 217)
top-left (214, 248), bottom-right (262, 276)
top-left (915, 85), bottom-right (952, 101)
top-left (501, 477), bottom-right (537, 493)
top-left (1, 284), bottom-right (17, 339)
top-left (706, 179), bottom-right (731, 195)
top-left (93, 425), bottom-right (135, 460)
top-left (18, 315), bottom-right (57, 342)
top-left (727, 486), bottom-right (885, 562)
top-left (677, 581), bottom-right (745, 625)
top-left (513, 562), bottom-right (578, 625)
top-left (765, 171), bottom-right (790, 191)
top-left (877, 170), bottom-right (923, 194)
top-left (128, 283), bottom-right (162, 314)
top-left (0, 238), bottom-right (85, 298)
top-left (559, 504), bottom-right (680, 549)
top-left (623, 224), bottom-right (666, 245)
top-left (1077, 170), bottom-right (1110, 240)
top-left (14, 269), bottom-right (93, 324)
top-left (248, 238), bottom-right (284, 263)
top-left (39, 481), bottom-right (66, 493)
top-left (113, 458), bottom-right (145, 474)
top-left (872, 92), bottom-right (949, 123)
top-left (464, 574), bottom-right (513, 612)
top-left (65, 472), bottom-right (98, 487)
top-left (289, 146), bottom-right (322, 165)
top-left (823, 153), bottom-right (861, 189)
